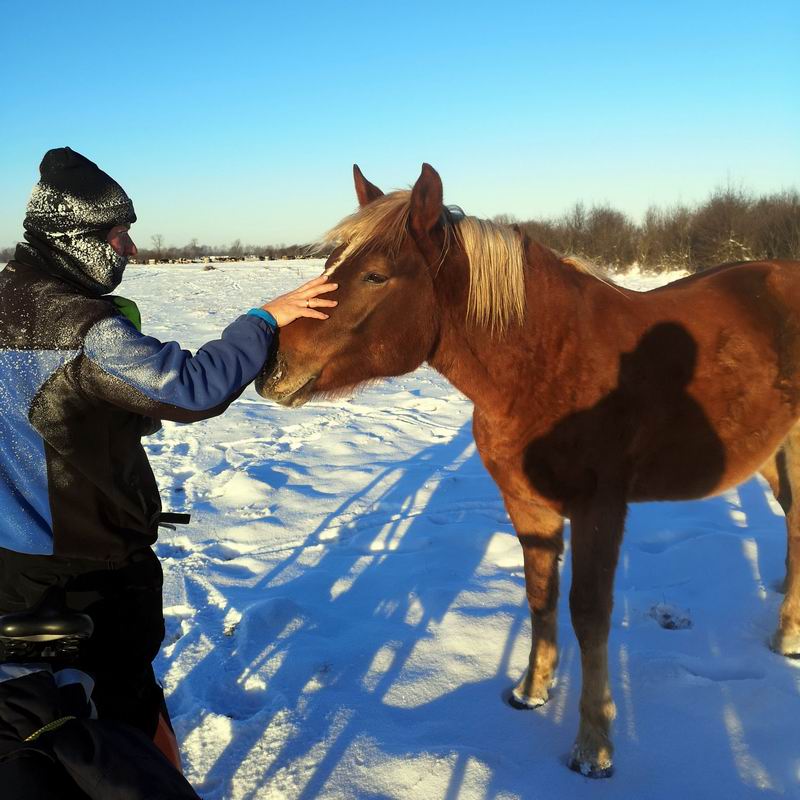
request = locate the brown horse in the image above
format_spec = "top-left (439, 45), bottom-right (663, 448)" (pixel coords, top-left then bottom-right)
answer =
top-left (256, 164), bottom-right (800, 778)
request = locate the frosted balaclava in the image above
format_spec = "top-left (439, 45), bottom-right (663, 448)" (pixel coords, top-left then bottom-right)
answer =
top-left (16, 147), bottom-right (137, 295)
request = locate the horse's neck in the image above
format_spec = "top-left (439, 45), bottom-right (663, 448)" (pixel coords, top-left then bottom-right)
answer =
top-left (428, 244), bottom-right (618, 412)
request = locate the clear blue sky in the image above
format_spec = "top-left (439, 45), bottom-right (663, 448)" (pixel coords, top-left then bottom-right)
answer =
top-left (2, 0), bottom-right (798, 249)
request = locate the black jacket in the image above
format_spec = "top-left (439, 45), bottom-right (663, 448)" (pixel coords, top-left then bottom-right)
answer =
top-left (0, 254), bottom-right (274, 560)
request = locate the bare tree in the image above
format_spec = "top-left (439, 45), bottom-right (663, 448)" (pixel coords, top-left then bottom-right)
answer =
top-left (689, 185), bottom-right (755, 268)
top-left (562, 201), bottom-right (588, 255)
top-left (638, 204), bottom-right (693, 272)
top-left (150, 234), bottom-right (165, 261)
top-left (751, 190), bottom-right (800, 261)
top-left (183, 238), bottom-right (201, 260)
top-left (585, 205), bottom-right (636, 269)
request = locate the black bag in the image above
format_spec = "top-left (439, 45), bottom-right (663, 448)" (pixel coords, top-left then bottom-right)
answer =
top-left (0, 665), bottom-right (200, 800)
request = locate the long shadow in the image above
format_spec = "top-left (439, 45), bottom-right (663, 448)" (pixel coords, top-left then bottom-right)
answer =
top-left (160, 420), bottom-right (565, 799)
top-left (244, 428), bottom-right (532, 800)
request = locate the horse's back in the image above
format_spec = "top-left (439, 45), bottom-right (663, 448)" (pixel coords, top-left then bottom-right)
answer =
top-left (632, 260), bottom-right (800, 356)
top-left (645, 259), bottom-right (800, 301)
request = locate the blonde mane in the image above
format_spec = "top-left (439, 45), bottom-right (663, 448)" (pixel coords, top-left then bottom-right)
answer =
top-left (320, 191), bottom-right (527, 334)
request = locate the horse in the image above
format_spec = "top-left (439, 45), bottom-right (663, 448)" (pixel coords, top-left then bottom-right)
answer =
top-left (256, 163), bottom-right (800, 778)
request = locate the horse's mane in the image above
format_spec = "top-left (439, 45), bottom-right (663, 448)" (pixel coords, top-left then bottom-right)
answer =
top-left (320, 190), bottom-right (527, 334)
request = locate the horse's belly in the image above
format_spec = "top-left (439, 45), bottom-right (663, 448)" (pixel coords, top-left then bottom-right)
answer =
top-left (628, 421), bottom-right (791, 503)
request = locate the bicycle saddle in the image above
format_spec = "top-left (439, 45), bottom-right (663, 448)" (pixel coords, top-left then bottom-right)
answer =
top-left (0, 587), bottom-right (93, 642)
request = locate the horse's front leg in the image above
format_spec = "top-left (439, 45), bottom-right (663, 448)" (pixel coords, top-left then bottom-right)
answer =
top-left (567, 495), bottom-right (627, 778)
top-left (503, 495), bottom-right (564, 709)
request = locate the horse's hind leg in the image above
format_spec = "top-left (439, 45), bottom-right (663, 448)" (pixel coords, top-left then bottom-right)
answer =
top-left (567, 494), bottom-right (626, 778)
top-left (503, 496), bottom-right (564, 708)
top-left (764, 424), bottom-right (800, 656)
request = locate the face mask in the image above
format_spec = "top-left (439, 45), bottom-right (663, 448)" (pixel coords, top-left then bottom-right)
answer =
top-left (21, 177), bottom-right (136, 295)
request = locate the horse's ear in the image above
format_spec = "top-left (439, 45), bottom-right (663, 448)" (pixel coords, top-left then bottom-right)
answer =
top-left (409, 163), bottom-right (443, 240)
top-left (353, 164), bottom-right (384, 207)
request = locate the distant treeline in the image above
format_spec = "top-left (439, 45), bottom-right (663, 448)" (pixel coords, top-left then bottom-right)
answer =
top-left (0, 239), bottom-right (311, 265)
top-left (131, 237), bottom-right (311, 264)
top-left (511, 186), bottom-right (800, 273)
top-left (2, 186), bottom-right (798, 272)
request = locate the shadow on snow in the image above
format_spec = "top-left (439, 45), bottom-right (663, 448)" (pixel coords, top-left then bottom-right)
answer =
top-left (158, 421), bottom-right (799, 799)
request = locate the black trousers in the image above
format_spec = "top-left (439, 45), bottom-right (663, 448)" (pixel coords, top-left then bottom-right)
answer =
top-left (0, 547), bottom-right (166, 738)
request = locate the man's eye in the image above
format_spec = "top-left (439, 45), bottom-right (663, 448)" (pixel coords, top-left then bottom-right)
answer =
top-left (364, 273), bottom-right (388, 284)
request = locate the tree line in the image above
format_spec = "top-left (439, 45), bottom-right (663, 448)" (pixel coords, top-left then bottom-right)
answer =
top-left (2, 185), bottom-right (798, 272)
top-left (0, 238), bottom-right (310, 265)
top-left (511, 186), bottom-right (800, 272)
top-left (135, 236), bottom-right (310, 263)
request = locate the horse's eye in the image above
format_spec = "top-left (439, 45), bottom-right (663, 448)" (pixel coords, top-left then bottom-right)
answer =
top-left (364, 272), bottom-right (388, 285)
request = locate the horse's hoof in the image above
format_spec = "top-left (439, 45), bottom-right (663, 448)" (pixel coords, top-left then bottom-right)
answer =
top-left (771, 629), bottom-right (800, 658)
top-left (507, 687), bottom-right (548, 710)
top-left (568, 743), bottom-right (614, 779)
top-left (568, 752), bottom-right (614, 779)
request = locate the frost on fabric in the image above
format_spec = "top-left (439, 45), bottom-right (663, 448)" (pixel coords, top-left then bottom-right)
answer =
top-left (0, 349), bottom-right (79, 554)
top-left (22, 183), bottom-right (134, 294)
top-left (26, 183), bottom-right (134, 232)
top-left (82, 314), bottom-right (269, 413)
top-left (83, 316), bottom-right (187, 404)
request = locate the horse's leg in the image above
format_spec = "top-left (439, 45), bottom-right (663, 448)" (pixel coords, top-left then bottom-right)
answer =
top-left (567, 495), bottom-right (627, 778)
top-left (767, 424), bottom-right (800, 656)
top-left (503, 496), bottom-right (564, 708)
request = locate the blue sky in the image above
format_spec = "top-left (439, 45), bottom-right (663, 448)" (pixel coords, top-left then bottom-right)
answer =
top-left (2, 1), bottom-right (798, 248)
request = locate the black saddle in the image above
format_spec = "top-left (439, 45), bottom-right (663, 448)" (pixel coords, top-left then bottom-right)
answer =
top-left (0, 587), bottom-right (93, 662)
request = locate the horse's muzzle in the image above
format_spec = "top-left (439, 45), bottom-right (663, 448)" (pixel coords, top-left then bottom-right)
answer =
top-left (255, 353), bottom-right (318, 407)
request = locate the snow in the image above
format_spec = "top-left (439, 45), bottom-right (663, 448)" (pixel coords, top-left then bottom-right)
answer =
top-left (113, 260), bottom-right (800, 799)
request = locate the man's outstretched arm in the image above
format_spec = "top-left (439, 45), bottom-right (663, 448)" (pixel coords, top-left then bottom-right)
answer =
top-left (79, 275), bottom-right (338, 422)
top-left (79, 311), bottom-right (275, 422)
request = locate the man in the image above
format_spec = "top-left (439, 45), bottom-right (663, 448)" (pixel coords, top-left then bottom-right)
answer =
top-left (0, 147), bottom-right (336, 766)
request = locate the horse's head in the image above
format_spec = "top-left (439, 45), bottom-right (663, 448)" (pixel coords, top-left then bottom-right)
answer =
top-left (256, 164), bottom-right (451, 406)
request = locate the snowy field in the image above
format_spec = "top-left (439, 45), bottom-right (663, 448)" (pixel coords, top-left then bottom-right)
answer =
top-left (119, 259), bottom-right (800, 800)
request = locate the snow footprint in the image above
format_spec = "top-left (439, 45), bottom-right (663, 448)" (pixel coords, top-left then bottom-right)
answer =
top-left (641, 654), bottom-right (766, 685)
top-left (679, 657), bottom-right (766, 683)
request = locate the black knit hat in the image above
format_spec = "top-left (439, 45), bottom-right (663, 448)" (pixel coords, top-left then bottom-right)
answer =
top-left (17, 147), bottom-right (137, 295)
top-left (26, 147), bottom-right (137, 236)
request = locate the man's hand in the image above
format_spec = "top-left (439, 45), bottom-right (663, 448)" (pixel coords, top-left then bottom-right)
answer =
top-left (261, 275), bottom-right (338, 327)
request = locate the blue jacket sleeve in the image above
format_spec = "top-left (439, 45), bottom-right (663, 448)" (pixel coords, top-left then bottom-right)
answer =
top-left (80, 313), bottom-right (275, 421)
